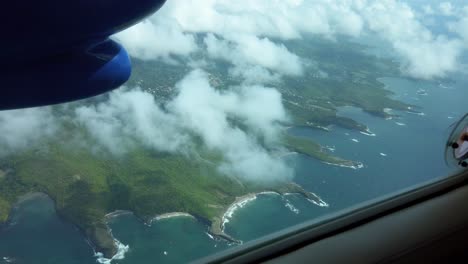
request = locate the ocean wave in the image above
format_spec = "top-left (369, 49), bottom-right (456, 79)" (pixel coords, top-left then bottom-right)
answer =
top-left (324, 145), bottom-right (335, 152)
top-left (95, 239), bottom-right (129, 264)
top-left (2, 257), bottom-right (15, 263)
top-left (365, 128), bottom-right (376, 136)
top-left (439, 83), bottom-right (454, 89)
top-left (221, 191), bottom-right (328, 231)
top-left (406, 111), bottom-right (425, 116)
top-left (284, 191), bottom-right (328, 207)
top-left (416, 89), bottom-right (428, 96)
top-left (257, 191), bottom-right (282, 196)
top-left (316, 125), bottom-right (331, 131)
top-left (395, 122), bottom-right (406, 126)
top-left (284, 200), bottom-right (300, 214)
top-left (379, 153), bottom-right (387, 157)
top-left (360, 131), bottom-right (376, 137)
top-left (221, 195), bottom-right (257, 231)
top-left (351, 138), bottom-right (359, 143)
top-left (205, 232), bottom-right (215, 240)
top-left (323, 161), bottom-right (364, 170)
top-left (383, 108), bottom-right (393, 114)
top-left (306, 197), bottom-right (329, 207)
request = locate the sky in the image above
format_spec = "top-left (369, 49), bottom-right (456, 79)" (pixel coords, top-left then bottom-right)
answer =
top-left (0, 0), bottom-right (467, 182)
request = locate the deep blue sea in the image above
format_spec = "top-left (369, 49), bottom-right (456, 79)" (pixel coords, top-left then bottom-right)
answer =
top-left (0, 75), bottom-right (467, 264)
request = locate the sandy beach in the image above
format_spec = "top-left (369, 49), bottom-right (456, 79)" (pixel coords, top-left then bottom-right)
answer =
top-left (153, 212), bottom-right (194, 221)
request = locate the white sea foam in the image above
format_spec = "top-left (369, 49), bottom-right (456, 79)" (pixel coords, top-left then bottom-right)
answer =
top-left (306, 197), bottom-right (329, 207)
top-left (286, 192), bottom-right (328, 207)
top-left (2, 257), bottom-right (14, 263)
top-left (324, 145), bottom-right (335, 152)
top-left (284, 200), bottom-right (300, 214)
top-left (406, 111), bottom-right (425, 116)
top-left (395, 122), bottom-right (406, 126)
top-left (416, 89), bottom-right (428, 96)
top-left (163, 251), bottom-right (168, 256)
top-left (95, 239), bottom-right (129, 264)
top-left (360, 131), bottom-right (376, 137)
top-left (221, 190), bottom-right (330, 231)
top-left (206, 232), bottom-right (215, 240)
top-left (439, 83), bottom-right (454, 89)
top-left (379, 153), bottom-right (387, 157)
top-left (351, 138), bottom-right (359, 143)
top-left (448, 116), bottom-right (454, 119)
top-left (221, 191), bottom-right (329, 231)
top-left (323, 161), bottom-right (364, 170)
top-left (257, 191), bottom-right (281, 196)
top-left (384, 108), bottom-right (393, 120)
top-left (221, 195), bottom-right (257, 230)
top-left (317, 125), bottom-right (331, 131)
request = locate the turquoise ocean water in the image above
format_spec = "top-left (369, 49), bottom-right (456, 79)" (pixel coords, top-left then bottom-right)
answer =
top-left (0, 75), bottom-right (467, 264)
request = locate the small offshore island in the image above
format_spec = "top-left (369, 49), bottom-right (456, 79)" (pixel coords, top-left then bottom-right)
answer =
top-left (0, 37), bottom-right (411, 259)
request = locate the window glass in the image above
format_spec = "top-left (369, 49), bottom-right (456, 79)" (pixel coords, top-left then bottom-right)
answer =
top-left (0, 1), bottom-right (467, 263)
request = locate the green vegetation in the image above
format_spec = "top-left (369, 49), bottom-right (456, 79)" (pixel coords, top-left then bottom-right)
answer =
top-left (280, 37), bottom-right (411, 130)
top-left (284, 135), bottom-right (361, 168)
top-left (0, 36), bottom-right (410, 257)
top-left (0, 197), bottom-right (10, 223)
top-left (0, 139), bottom-right (312, 257)
top-left (129, 36), bottom-right (411, 132)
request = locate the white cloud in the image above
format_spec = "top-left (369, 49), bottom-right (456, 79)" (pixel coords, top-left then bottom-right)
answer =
top-left (439, 2), bottom-right (454, 16)
top-left (75, 70), bottom-right (291, 182)
top-left (423, 5), bottom-right (435, 15)
top-left (448, 7), bottom-right (468, 47)
top-left (170, 70), bottom-right (291, 182)
top-left (75, 89), bottom-right (189, 155)
top-left (5, 1), bottom-right (467, 183)
top-left (203, 33), bottom-right (302, 81)
top-left (114, 15), bottom-right (197, 60)
top-left (0, 108), bottom-right (57, 154)
top-left (160, 0), bottom-right (302, 39)
top-left (228, 65), bottom-right (281, 85)
top-left (116, 0), bottom-right (467, 80)
top-left (394, 37), bottom-right (463, 79)
top-left (160, 0), bottom-right (365, 39)
top-left (358, 0), bottom-right (464, 79)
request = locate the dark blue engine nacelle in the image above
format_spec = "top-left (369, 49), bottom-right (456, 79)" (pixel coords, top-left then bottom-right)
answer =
top-left (0, 0), bottom-right (166, 109)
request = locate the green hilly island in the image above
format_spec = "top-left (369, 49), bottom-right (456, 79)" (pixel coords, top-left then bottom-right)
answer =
top-left (0, 36), bottom-right (410, 257)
